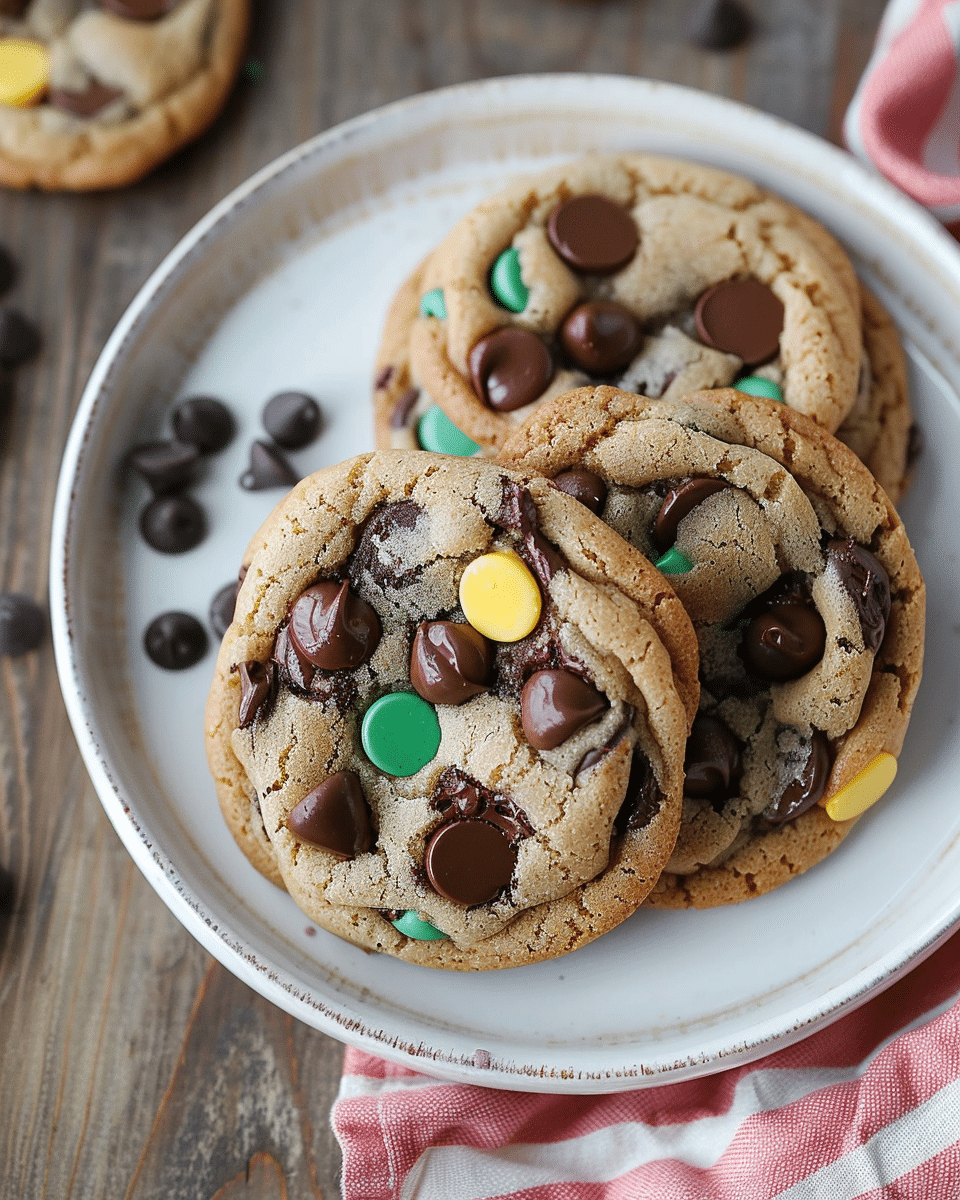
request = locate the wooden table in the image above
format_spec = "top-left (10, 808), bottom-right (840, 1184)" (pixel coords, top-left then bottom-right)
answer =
top-left (0, 2), bottom-right (888, 1195)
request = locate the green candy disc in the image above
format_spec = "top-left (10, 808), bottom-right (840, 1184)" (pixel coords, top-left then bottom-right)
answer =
top-left (489, 246), bottom-right (529, 313)
top-left (733, 375), bottom-right (784, 402)
top-left (362, 692), bottom-right (441, 777)
top-left (391, 910), bottom-right (447, 940)
top-left (419, 288), bottom-right (447, 319)
top-left (655, 546), bottom-right (693, 575)
top-left (417, 404), bottom-right (479, 456)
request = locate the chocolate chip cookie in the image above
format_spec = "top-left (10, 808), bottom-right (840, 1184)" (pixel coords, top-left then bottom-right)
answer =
top-left (205, 451), bottom-right (700, 967)
top-left (375, 153), bottom-right (864, 455)
top-left (0, 0), bottom-right (249, 190)
top-left (498, 386), bottom-right (925, 907)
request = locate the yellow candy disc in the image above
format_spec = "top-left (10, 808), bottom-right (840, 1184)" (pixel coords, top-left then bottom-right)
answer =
top-left (0, 39), bottom-right (50, 108)
top-left (823, 752), bottom-right (898, 822)
top-left (459, 550), bottom-right (541, 643)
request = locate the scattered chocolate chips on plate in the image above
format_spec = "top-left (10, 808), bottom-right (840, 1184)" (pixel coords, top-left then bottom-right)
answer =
top-left (240, 440), bottom-right (300, 490)
top-left (172, 395), bottom-right (235, 454)
top-left (128, 439), bottom-right (200, 495)
top-left (144, 611), bottom-right (209, 670)
top-left (139, 494), bottom-right (207, 554)
top-left (262, 391), bottom-right (323, 449)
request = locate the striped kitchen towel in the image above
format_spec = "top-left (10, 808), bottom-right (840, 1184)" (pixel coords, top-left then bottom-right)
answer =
top-left (332, 926), bottom-right (960, 1199)
top-left (844, 0), bottom-right (960, 233)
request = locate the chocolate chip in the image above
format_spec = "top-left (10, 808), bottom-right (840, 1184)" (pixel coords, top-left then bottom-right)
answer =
top-left (547, 195), bottom-right (639, 273)
top-left (375, 364), bottom-right (394, 389)
top-left (521, 669), bottom-right (608, 751)
top-left (694, 277), bottom-right (783, 364)
top-left (262, 391), bottom-right (323, 449)
top-left (0, 861), bottom-right (14, 914)
top-left (171, 396), bottom-right (235, 454)
top-left (139, 494), bottom-right (206, 553)
top-left (144, 611), bottom-right (208, 670)
top-left (763, 730), bottom-right (832, 824)
top-left (210, 580), bottom-right (239, 639)
top-left (99, 0), bottom-right (175, 17)
top-left (286, 771), bottom-right (373, 858)
top-left (237, 659), bottom-right (278, 728)
top-left (686, 0), bottom-right (753, 50)
top-left (684, 714), bottom-right (742, 808)
top-left (906, 423), bottom-right (923, 472)
top-left (0, 593), bottom-right (44, 656)
top-left (827, 539), bottom-right (891, 653)
top-left (391, 387), bottom-right (420, 429)
top-left (497, 479), bottom-right (564, 586)
top-left (349, 501), bottom-right (424, 590)
top-left (425, 819), bottom-right (516, 906)
top-left (0, 245), bottom-right (16, 296)
top-left (239, 440), bottom-right (299, 491)
top-left (652, 477), bottom-right (729, 552)
top-left (48, 79), bottom-right (124, 117)
top-left (553, 468), bottom-right (608, 516)
top-left (410, 621), bottom-right (492, 705)
top-left (615, 750), bottom-right (663, 832)
top-left (468, 328), bottom-right (553, 412)
top-left (128, 439), bottom-right (199, 495)
top-left (738, 600), bottom-right (826, 681)
top-left (287, 580), bottom-right (381, 670)
top-left (560, 300), bottom-right (644, 375)
top-left (431, 767), bottom-right (533, 839)
top-left (0, 309), bottom-right (40, 369)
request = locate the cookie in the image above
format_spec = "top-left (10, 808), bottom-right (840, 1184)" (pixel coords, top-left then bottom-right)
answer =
top-left (498, 386), bottom-right (925, 907)
top-left (0, 0), bottom-right (249, 190)
top-left (375, 153), bottom-right (864, 455)
top-left (205, 451), bottom-right (700, 968)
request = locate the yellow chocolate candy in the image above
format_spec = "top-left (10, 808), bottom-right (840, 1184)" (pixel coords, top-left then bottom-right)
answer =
top-left (0, 39), bottom-right (50, 108)
top-left (459, 550), bottom-right (541, 642)
top-left (824, 752), bottom-right (898, 822)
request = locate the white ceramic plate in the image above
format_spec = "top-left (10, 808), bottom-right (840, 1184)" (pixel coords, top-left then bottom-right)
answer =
top-left (51, 76), bottom-right (960, 1093)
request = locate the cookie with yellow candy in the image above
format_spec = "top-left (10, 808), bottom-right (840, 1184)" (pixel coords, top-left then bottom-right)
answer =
top-left (205, 450), bottom-right (701, 969)
top-left (497, 386), bottom-right (925, 908)
top-left (0, 0), bottom-right (249, 190)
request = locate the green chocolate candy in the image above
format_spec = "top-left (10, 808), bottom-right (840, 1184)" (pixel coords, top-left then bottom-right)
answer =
top-left (417, 404), bottom-right (479, 456)
top-left (419, 288), bottom-right (447, 319)
top-left (490, 246), bottom-right (528, 313)
top-left (655, 546), bottom-right (693, 575)
top-left (733, 375), bottom-right (784, 402)
top-left (361, 692), bottom-right (441, 777)
top-left (391, 910), bottom-right (447, 940)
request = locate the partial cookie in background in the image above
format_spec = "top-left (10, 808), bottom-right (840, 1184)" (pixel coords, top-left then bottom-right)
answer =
top-left (377, 153), bottom-right (864, 455)
top-left (498, 386), bottom-right (925, 908)
top-left (0, 0), bottom-right (249, 190)
top-left (206, 451), bottom-right (700, 968)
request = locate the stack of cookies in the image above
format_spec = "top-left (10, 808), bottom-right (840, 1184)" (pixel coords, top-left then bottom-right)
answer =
top-left (205, 154), bottom-right (925, 970)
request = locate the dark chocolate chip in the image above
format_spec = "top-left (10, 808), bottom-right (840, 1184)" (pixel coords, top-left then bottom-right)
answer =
top-left (553, 468), bottom-right (608, 516)
top-left (128, 439), bottom-right (199, 495)
top-left (425, 819), bottom-right (516, 906)
top-left (827, 538), bottom-right (891, 653)
top-left (684, 714), bottom-right (742, 808)
top-left (653, 477), bottom-right (730, 552)
top-left (0, 593), bottom-right (44, 656)
top-left (410, 621), bottom-right (492, 705)
top-left (497, 479), bottom-right (564, 585)
top-left (0, 861), bottom-right (14, 914)
top-left (172, 396), bottom-right (235, 454)
top-left (686, 0), bottom-right (753, 50)
top-left (210, 580), bottom-right (239, 639)
top-left (694, 277), bottom-right (784, 364)
top-left (239, 440), bottom-right (299, 490)
top-left (763, 730), bottom-right (832, 824)
top-left (547, 194), bottom-right (639, 273)
top-left (615, 750), bottom-right (663, 833)
top-left (468, 328), bottom-right (553, 412)
top-left (391, 387), bottom-right (420, 429)
top-left (375, 364), bottom-right (394, 390)
top-left (349, 500), bottom-right (425, 590)
top-left (906, 422), bottom-right (923, 472)
top-left (262, 391), bottom-right (323, 449)
top-left (521, 669), bottom-right (608, 751)
top-left (560, 300), bottom-right (643, 374)
top-left (431, 767), bottom-right (533, 839)
top-left (739, 600), bottom-right (826, 682)
top-left (0, 309), bottom-right (40, 368)
top-left (144, 611), bottom-right (208, 670)
top-left (286, 771), bottom-right (373, 858)
top-left (139, 494), bottom-right (206, 553)
top-left (287, 580), bottom-right (381, 670)
top-left (48, 79), bottom-right (124, 117)
top-left (99, 0), bottom-right (175, 17)
top-left (0, 245), bottom-right (16, 296)
top-left (237, 659), bottom-right (278, 728)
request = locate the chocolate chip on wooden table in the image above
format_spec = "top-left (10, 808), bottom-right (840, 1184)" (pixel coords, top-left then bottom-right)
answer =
top-left (143, 611), bottom-right (208, 670)
top-left (0, 309), bottom-right (40, 368)
top-left (262, 391), bottom-right (323, 449)
top-left (0, 593), bottom-right (44, 656)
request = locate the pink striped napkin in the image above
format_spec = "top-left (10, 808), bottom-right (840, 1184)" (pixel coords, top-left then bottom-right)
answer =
top-left (844, 0), bottom-right (960, 234)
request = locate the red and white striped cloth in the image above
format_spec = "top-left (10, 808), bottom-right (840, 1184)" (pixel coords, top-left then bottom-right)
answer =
top-left (332, 10), bottom-right (960, 1195)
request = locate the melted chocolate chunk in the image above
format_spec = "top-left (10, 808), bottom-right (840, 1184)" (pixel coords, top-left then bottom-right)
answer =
top-left (139, 494), bottom-right (206, 553)
top-left (287, 580), bottom-right (381, 670)
top-left (237, 659), bottom-right (278, 728)
top-left (239, 440), bottom-right (299, 490)
top-left (652, 477), bottom-right (729, 552)
top-left (0, 593), bottom-right (44, 656)
top-left (497, 479), bottom-right (564, 586)
top-left (521, 669), bottom-right (608, 750)
top-left (828, 539), bottom-right (891, 653)
top-left (425, 820), bottom-right (517, 906)
top-left (375, 364), bottom-right (394, 390)
top-left (739, 601), bottom-right (826, 682)
top-left (49, 79), bottom-right (124, 117)
top-left (128, 439), bottom-right (199, 495)
top-left (349, 500), bottom-right (424, 590)
top-left (686, 0), bottom-right (753, 49)
top-left (144, 611), bottom-right (208, 670)
top-left (272, 623), bottom-right (360, 709)
top-left (553, 468), bottom-right (607, 515)
top-left (391, 387), bottom-right (420, 428)
top-left (432, 767), bottom-right (533, 838)
top-left (468, 328), bottom-right (553, 412)
top-left (262, 391), bottom-right (323, 449)
top-left (410, 621), bottom-right (492, 705)
top-left (100, 0), bottom-right (176, 17)
top-left (694, 277), bottom-right (784, 364)
top-left (172, 396), bottom-right (235, 454)
top-left (560, 300), bottom-right (643, 375)
top-left (547, 195), bottom-right (639, 273)
top-left (684, 714), bottom-right (742, 809)
top-left (0, 245), bottom-right (15, 296)
top-left (614, 750), bottom-right (663, 833)
top-left (286, 771), bottom-right (373, 858)
top-left (0, 309), bottom-right (40, 368)
top-left (763, 730), bottom-right (832, 824)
